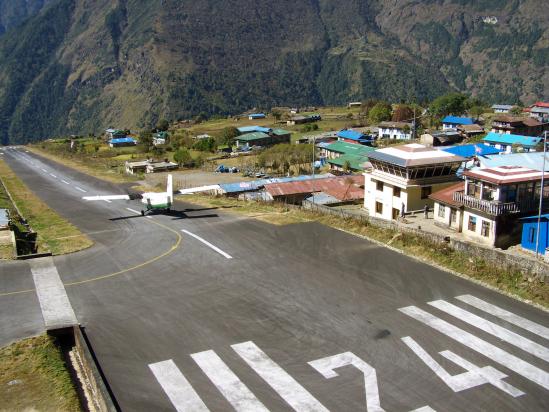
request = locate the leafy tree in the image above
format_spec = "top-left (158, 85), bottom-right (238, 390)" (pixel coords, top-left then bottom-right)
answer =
top-left (368, 102), bottom-right (392, 124)
top-left (343, 160), bottom-right (351, 173)
top-left (392, 105), bottom-right (414, 122)
top-left (138, 130), bottom-right (153, 152)
top-left (156, 118), bottom-right (169, 131)
top-left (469, 105), bottom-right (484, 120)
top-left (173, 147), bottom-right (192, 166)
top-left (510, 106), bottom-right (523, 115)
top-left (272, 109), bottom-right (283, 121)
top-left (219, 127), bottom-right (239, 145)
top-left (429, 92), bottom-right (469, 117)
top-left (192, 137), bottom-right (216, 152)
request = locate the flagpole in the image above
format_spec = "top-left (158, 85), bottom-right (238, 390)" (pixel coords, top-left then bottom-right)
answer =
top-left (535, 131), bottom-right (547, 258)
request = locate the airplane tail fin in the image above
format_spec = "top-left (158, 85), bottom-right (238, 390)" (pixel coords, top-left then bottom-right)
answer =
top-left (167, 174), bottom-right (173, 204)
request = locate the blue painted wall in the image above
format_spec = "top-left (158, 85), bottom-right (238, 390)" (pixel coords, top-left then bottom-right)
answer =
top-left (521, 218), bottom-right (549, 255)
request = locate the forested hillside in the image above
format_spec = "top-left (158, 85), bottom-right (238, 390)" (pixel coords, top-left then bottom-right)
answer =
top-left (0, 0), bottom-right (547, 144)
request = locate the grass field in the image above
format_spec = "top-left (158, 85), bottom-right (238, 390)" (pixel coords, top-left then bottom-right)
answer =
top-left (0, 334), bottom-right (81, 411)
top-left (183, 194), bottom-right (549, 308)
top-left (0, 160), bottom-right (93, 255)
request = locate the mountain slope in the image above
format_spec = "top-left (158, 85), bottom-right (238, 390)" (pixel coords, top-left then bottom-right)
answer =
top-left (0, 0), bottom-right (547, 144)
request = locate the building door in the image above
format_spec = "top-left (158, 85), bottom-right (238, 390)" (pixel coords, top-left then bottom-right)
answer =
top-left (392, 208), bottom-right (400, 220)
top-left (449, 208), bottom-right (457, 227)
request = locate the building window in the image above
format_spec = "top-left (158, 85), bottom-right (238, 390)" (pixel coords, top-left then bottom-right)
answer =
top-left (393, 187), bottom-right (401, 198)
top-left (468, 216), bottom-right (477, 232)
top-left (438, 205), bottom-right (445, 218)
top-left (421, 186), bottom-right (432, 199)
top-left (450, 208), bottom-right (457, 223)
top-left (376, 181), bottom-right (384, 192)
top-left (375, 201), bottom-right (383, 215)
top-left (481, 221), bottom-right (490, 237)
top-left (529, 227), bottom-right (536, 243)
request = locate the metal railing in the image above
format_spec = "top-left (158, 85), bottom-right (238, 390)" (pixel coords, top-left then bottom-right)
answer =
top-left (453, 191), bottom-right (542, 215)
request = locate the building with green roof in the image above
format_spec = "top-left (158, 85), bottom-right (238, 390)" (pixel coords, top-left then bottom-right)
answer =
top-left (235, 130), bottom-right (291, 148)
top-left (320, 141), bottom-right (375, 172)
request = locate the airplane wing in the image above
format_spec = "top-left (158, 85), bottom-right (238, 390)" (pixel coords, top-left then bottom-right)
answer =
top-left (176, 185), bottom-right (220, 195)
top-left (82, 194), bottom-right (132, 201)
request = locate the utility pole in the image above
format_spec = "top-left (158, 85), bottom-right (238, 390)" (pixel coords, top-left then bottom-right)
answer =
top-left (312, 135), bottom-right (316, 206)
top-left (535, 130), bottom-right (548, 258)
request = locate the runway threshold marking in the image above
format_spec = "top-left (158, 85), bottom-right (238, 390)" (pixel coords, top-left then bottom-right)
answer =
top-left (191, 349), bottom-right (269, 411)
top-left (456, 294), bottom-right (549, 339)
top-left (181, 229), bottom-right (232, 259)
top-left (399, 305), bottom-right (549, 391)
top-left (149, 359), bottom-right (209, 412)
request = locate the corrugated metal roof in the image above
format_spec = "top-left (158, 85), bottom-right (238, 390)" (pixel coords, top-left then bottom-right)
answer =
top-left (235, 132), bottom-right (270, 141)
top-left (521, 214), bottom-right (549, 221)
top-left (271, 128), bottom-right (291, 136)
top-left (482, 132), bottom-right (542, 147)
top-left (264, 175), bottom-right (363, 201)
top-left (219, 174), bottom-right (333, 193)
top-left (491, 104), bottom-right (514, 110)
top-left (110, 137), bottom-right (136, 144)
top-left (327, 154), bottom-right (370, 171)
top-left (238, 126), bottom-right (272, 133)
top-left (478, 151), bottom-right (549, 171)
top-left (322, 141), bottom-right (375, 156)
top-left (442, 116), bottom-right (474, 125)
top-left (429, 182), bottom-right (464, 207)
top-left (441, 144), bottom-right (503, 158)
top-left (337, 129), bottom-right (365, 140)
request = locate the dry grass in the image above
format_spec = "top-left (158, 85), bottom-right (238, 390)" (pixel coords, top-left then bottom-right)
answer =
top-left (0, 160), bottom-right (93, 255)
top-left (0, 334), bottom-right (81, 412)
top-left (26, 146), bottom-right (135, 184)
top-left (183, 194), bottom-right (549, 308)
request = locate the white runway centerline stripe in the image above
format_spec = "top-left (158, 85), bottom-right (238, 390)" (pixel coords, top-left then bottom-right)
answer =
top-left (126, 207), bottom-right (141, 215)
top-left (232, 341), bottom-right (329, 412)
top-left (29, 257), bottom-right (78, 329)
top-left (182, 230), bottom-right (232, 259)
top-left (191, 349), bottom-right (269, 412)
top-left (429, 300), bottom-right (549, 362)
top-left (49, 173), bottom-right (57, 178)
top-left (41, 168), bottom-right (48, 173)
top-left (456, 295), bottom-right (549, 340)
top-left (61, 179), bottom-right (70, 185)
top-left (399, 306), bottom-right (549, 390)
top-left (74, 186), bottom-right (87, 193)
top-left (149, 359), bottom-right (209, 412)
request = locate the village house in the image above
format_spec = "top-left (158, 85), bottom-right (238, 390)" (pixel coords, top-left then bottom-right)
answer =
top-left (248, 113), bottom-right (266, 120)
top-left (234, 129), bottom-right (291, 148)
top-left (431, 166), bottom-right (549, 248)
top-left (363, 144), bottom-right (465, 220)
top-left (442, 116), bottom-right (475, 130)
top-left (153, 131), bottom-right (168, 146)
top-left (109, 137), bottom-right (137, 148)
top-left (318, 141), bottom-right (375, 173)
top-left (378, 121), bottom-right (413, 140)
top-left (482, 132), bottom-right (542, 153)
top-left (457, 123), bottom-right (485, 139)
top-left (347, 102), bottom-right (362, 108)
top-left (125, 159), bottom-right (178, 174)
top-left (104, 128), bottom-right (127, 140)
top-left (490, 115), bottom-right (546, 136)
top-left (237, 125), bottom-right (272, 135)
top-left (491, 104), bottom-right (514, 114)
top-left (337, 129), bottom-right (372, 144)
top-left (420, 130), bottom-right (463, 147)
top-left (520, 214), bottom-right (549, 256)
top-left (528, 102), bottom-right (549, 123)
top-left (286, 114), bottom-right (321, 126)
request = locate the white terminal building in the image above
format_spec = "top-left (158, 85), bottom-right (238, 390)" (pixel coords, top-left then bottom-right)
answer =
top-left (363, 144), bottom-right (465, 220)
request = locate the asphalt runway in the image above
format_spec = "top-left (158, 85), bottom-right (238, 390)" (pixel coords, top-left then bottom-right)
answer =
top-left (1, 146), bottom-right (548, 411)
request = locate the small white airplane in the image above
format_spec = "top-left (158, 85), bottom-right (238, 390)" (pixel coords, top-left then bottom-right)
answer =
top-left (83, 174), bottom-right (219, 215)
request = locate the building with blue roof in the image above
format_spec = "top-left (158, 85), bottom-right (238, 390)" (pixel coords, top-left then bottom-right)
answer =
top-left (482, 132), bottom-right (542, 154)
top-left (478, 151), bottom-right (549, 171)
top-left (441, 144), bottom-right (503, 158)
top-left (109, 137), bottom-right (137, 147)
top-left (248, 113), bottom-right (266, 120)
top-left (442, 116), bottom-right (475, 130)
top-left (520, 214), bottom-right (549, 255)
top-left (337, 129), bottom-right (371, 144)
top-left (237, 125), bottom-right (272, 134)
